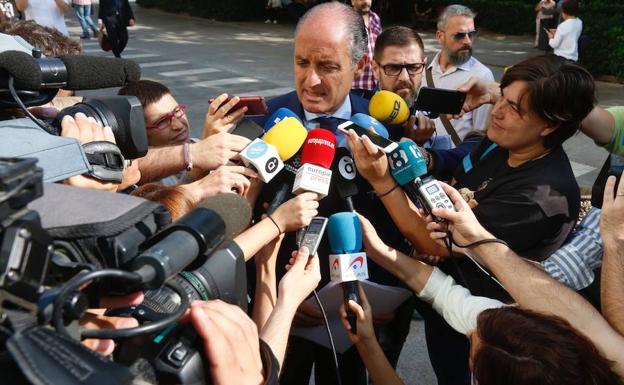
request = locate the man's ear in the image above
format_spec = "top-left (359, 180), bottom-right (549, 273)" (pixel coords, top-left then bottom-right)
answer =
top-left (372, 59), bottom-right (381, 82)
top-left (435, 30), bottom-right (444, 46)
top-left (353, 56), bottom-right (367, 80)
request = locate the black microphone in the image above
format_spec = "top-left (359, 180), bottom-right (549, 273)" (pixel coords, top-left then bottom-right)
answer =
top-left (131, 194), bottom-right (251, 289)
top-left (0, 50), bottom-right (140, 91)
top-left (330, 147), bottom-right (359, 212)
top-left (266, 154), bottom-right (301, 214)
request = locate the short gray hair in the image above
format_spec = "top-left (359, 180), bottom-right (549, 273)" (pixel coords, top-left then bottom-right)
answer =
top-left (437, 4), bottom-right (476, 31)
top-left (295, 2), bottom-right (368, 66)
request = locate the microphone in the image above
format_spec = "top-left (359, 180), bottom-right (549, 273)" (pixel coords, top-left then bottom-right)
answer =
top-left (131, 194), bottom-right (251, 289)
top-left (387, 139), bottom-right (428, 204)
top-left (330, 147), bottom-right (358, 211)
top-left (328, 212), bottom-right (369, 333)
top-left (0, 50), bottom-right (140, 90)
top-left (350, 113), bottom-right (390, 139)
top-left (292, 128), bottom-right (336, 198)
top-left (369, 90), bottom-right (409, 125)
top-left (239, 117), bottom-right (307, 182)
top-left (263, 107), bottom-right (302, 132)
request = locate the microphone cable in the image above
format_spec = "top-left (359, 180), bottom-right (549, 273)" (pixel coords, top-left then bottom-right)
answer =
top-left (312, 289), bottom-right (343, 385)
top-left (7, 76), bottom-right (56, 134)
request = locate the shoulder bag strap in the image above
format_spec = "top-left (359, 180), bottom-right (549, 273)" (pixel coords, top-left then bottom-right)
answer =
top-left (425, 67), bottom-right (462, 146)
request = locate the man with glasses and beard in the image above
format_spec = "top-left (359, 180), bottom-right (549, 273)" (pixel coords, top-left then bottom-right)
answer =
top-left (424, 4), bottom-right (494, 144)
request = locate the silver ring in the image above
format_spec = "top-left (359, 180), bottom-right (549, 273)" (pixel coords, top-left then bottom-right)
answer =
top-left (616, 193), bottom-right (624, 197)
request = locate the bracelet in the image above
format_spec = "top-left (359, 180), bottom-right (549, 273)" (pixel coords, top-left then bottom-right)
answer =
top-left (376, 183), bottom-right (399, 198)
top-left (418, 147), bottom-right (433, 171)
top-left (183, 142), bottom-right (193, 172)
top-left (267, 214), bottom-right (283, 235)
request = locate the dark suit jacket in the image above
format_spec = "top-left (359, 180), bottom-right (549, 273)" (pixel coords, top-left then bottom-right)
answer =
top-left (254, 91), bottom-right (410, 289)
top-left (98, 0), bottom-right (134, 22)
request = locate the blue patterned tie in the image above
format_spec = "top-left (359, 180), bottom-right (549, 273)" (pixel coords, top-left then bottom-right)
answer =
top-left (312, 116), bottom-right (347, 133)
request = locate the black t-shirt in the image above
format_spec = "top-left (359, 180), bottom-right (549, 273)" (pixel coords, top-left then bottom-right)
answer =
top-left (441, 138), bottom-right (580, 300)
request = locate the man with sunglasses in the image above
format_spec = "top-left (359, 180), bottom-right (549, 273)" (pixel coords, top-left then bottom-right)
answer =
top-left (425, 4), bottom-right (494, 143)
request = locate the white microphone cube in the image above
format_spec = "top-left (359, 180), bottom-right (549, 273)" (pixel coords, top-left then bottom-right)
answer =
top-left (329, 252), bottom-right (369, 282)
top-left (239, 138), bottom-right (284, 183)
top-left (292, 163), bottom-right (332, 197)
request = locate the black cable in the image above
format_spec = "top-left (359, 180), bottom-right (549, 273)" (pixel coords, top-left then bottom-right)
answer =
top-left (313, 289), bottom-right (343, 385)
top-left (8, 76), bottom-right (55, 133)
top-left (451, 236), bottom-right (509, 249)
top-left (53, 269), bottom-right (190, 340)
top-left (447, 232), bottom-right (507, 290)
top-left (81, 279), bottom-right (190, 339)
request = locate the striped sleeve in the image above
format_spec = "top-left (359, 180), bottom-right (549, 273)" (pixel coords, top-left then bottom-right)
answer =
top-left (541, 207), bottom-right (603, 290)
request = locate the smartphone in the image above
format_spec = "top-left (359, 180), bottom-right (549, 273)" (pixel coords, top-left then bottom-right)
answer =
top-left (414, 87), bottom-right (466, 115)
top-left (297, 217), bottom-right (328, 255)
top-left (337, 121), bottom-right (398, 153)
top-left (208, 96), bottom-right (268, 116)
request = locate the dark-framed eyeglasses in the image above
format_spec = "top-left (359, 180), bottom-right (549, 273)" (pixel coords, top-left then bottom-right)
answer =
top-left (146, 104), bottom-right (187, 130)
top-left (443, 30), bottom-right (478, 41)
top-left (379, 62), bottom-right (426, 76)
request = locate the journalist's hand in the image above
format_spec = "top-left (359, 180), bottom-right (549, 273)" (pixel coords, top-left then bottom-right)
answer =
top-left (278, 246), bottom-right (321, 309)
top-left (202, 93), bottom-right (247, 138)
top-left (600, 174), bottom-right (624, 247)
top-left (344, 128), bottom-right (391, 186)
top-left (357, 213), bottom-right (391, 262)
top-left (339, 285), bottom-right (375, 345)
top-left (182, 165), bottom-right (258, 200)
top-left (272, 192), bottom-right (320, 233)
top-left (403, 113), bottom-right (436, 146)
top-left (80, 292), bottom-right (144, 356)
top-left (190, 132), bottom-right (251, 171)
top-left (425, 182), bottom-right (491, 246)
top-left (454, 77), bottom-right (499, 118)
top-left (190, 300), bottom-right (264, 385)
top-left (61, 113), bottom-right (119, 192)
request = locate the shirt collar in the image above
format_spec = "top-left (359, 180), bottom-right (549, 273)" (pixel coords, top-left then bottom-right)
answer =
top-left (303, 95), bottom-right (352, 127)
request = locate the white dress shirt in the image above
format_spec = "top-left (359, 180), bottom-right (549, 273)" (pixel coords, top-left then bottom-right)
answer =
top-left (549, 18), bottom-right (583, 61)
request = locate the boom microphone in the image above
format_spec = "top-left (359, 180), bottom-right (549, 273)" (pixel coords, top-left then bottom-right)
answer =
top-left (292, 128), bottom-right (336, 197)
top-left (0, 50), bottom-right (140, 91)
top-left (131, 194), bottom-right (251, 289)
top-left (328, 212), bottom-right (369, 333)
top-left (369, 90), bottom-right (409, 125)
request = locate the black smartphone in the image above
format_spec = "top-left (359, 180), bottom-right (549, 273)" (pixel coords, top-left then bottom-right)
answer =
top-left (337, 121), bottom-right (398, 153)
top-left (414, 87), bottom-right (466, 115)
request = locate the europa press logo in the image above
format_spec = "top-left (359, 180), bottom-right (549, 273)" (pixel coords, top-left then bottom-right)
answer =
top-left (246, 141), bottom-right (268, 159)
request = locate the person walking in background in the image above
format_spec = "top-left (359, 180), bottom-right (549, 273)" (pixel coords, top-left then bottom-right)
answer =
top-left (15, 0), bottom-right (71, 36)
top-left (73, 0), bottom-right (97, 39)
top-left (534, 0), bottom-right (555, 48)
top-left (547, 0), bottom-right (582, 61)
top-left (351, 0), bottom-right (381, 91)
top-left (98, 0), bottom-right (134, 57)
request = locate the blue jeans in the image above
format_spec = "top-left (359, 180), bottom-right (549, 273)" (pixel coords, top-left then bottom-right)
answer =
top-left (74, 4), bottom-right (98, 35)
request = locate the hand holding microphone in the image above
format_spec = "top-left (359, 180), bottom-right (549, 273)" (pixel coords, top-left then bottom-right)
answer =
top-left (339, 284), bottom-right (375, 345)
top-left (191, 131), bottom-right (252, 171)
top-left (343, 127), bottom-right (392, 187)
top-left (270, 192), bottom-right (320, 233)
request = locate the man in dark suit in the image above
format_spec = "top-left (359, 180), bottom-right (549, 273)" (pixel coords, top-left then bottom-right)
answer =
top-left (255, 3), bottom-right (415, 385)
top-left (98, 0), bottom-right (134, 57)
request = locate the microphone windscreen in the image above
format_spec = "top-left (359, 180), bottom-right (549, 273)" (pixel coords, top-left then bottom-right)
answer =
top-left (327, 212), bottom-right (362, 254)
top-left (0, 50), bottom-right (42, 90)
top-left (262, 117), bottom-right (307, 161)
top-left (58, 55), bottom-right (140, 90)
top-left (264, 107), bottom-right (302, 132)
top-left (195, 194), bottom-right (252, 242)
top-left (388, 140), bottom-right (428, 186)
top-left (350, 113), bottom-right (389, 139)
top-left (369, 90), bottom-right (409, 125)
top-left (300, 128), bottom-right (336, 168)
top-left (331, 147), bottom-right (358, 199)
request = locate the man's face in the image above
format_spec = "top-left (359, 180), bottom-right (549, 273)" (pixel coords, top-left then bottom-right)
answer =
top-left (487, 81), bottom-right (557, 151)
top-left (142, 93), bottom-right (190, 147)
top-left (372, 44), bottom-right (426, 107)
top-left (436, 15), bottom-right (475, 66)
top-left (294, 23), bottom-right (362, 114)
top-left (351, 0), bottom-right (371, 14)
